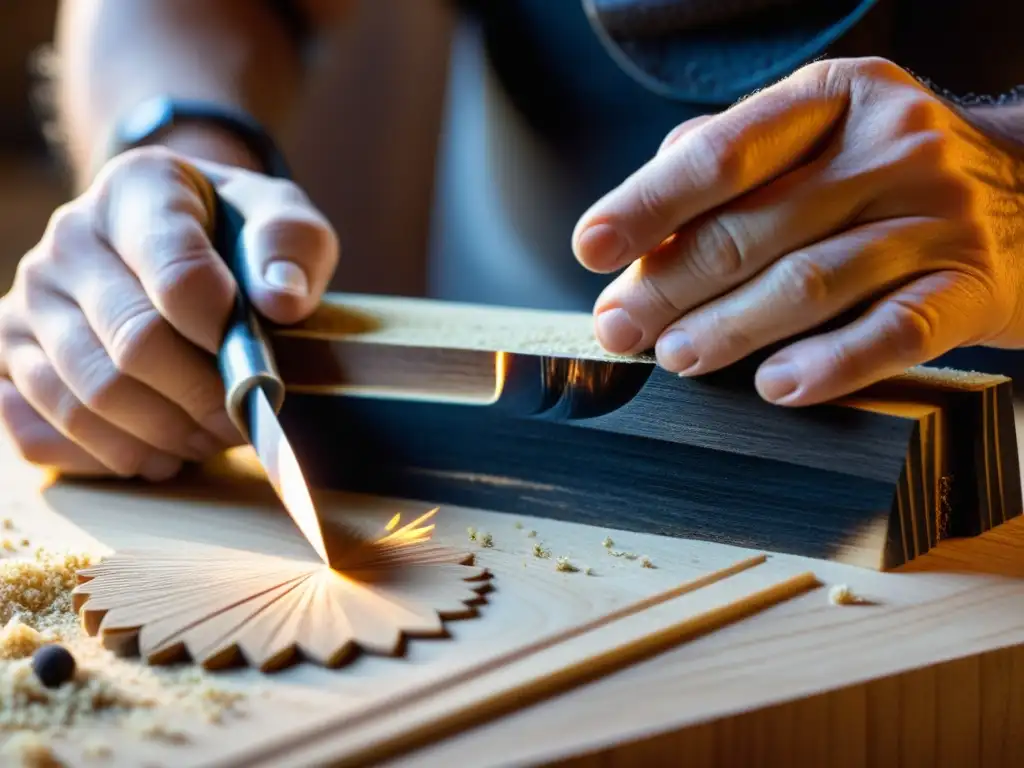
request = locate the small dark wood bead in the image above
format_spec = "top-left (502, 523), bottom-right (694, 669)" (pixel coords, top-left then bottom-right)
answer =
top-left (32, 643), bottom-right (76, 688)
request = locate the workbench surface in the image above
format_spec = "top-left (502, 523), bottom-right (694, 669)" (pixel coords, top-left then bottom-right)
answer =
top-left (3, 407), bottom-right (1024, 767)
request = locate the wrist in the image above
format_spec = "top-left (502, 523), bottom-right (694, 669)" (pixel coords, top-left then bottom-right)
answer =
top-left (138, 122), bottom-right (267, 172)
top-left (93, 96), bottom-right (292, 186)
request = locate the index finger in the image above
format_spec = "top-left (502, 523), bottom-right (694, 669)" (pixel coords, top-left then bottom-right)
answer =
top-left (90, 148), bottom-right (234, 354)
top-left (572, 60), bottom-right (849, 273)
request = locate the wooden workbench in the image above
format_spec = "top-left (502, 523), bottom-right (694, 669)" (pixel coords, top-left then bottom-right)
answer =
top-left (4, 404), bottom-right (1024, 767)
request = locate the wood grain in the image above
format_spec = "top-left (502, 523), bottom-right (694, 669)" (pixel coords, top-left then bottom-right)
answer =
top-left (234, 561), bottom-right (818, 768)
top-left (71, 511), bottom-right (489, 672)
top-left (268, 293), bottom-right (1023, 570)
top-left (6, 435), bottom-right (1024, 766)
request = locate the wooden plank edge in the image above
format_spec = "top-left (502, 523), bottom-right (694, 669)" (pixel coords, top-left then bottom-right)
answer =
top-left (227, 558), bottom-right (818, 768)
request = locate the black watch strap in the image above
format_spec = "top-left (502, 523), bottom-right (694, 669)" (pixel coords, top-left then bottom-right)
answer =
top-left (111, 96), bottom-right (292, 179)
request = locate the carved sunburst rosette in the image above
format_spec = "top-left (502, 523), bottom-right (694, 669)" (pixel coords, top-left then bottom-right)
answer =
top-left (71, 510), bottom-right (491, 672)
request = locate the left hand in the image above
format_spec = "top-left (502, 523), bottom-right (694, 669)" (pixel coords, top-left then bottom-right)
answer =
top-left (572, 56), bottom-right (1024, 406)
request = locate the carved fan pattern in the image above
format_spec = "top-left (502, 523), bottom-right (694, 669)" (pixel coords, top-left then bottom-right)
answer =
top-left (71, 510), bottom-right (491, 672)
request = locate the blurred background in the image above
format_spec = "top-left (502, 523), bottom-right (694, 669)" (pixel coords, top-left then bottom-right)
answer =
top-left (0, 1), bottom-right (455, 298)
top-left (0, 4), bottom-right (67, 292)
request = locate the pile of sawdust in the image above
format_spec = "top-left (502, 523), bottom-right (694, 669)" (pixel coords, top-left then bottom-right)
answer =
top-left (0, 548), bottom-right (249, 759)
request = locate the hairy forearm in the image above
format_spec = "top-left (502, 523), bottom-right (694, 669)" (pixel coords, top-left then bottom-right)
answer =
top-left (55, 0), bottom-right (328, 186)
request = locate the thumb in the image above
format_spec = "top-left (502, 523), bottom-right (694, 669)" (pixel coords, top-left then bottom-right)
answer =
top-left (242, 204), bottom-right (340, 324)
top-left (214, 172), bottom-right (340, 325)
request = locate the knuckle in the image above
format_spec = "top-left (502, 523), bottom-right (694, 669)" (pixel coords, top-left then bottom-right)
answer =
top-left (876, 95), bottom-right (944, 143)
top-left (249, 209), bottom-right (339, 262)
top-left (265, 177), bottom-right (311, 207)
top-left (105, 299), bottom-right (165, 375)
top-left (849, 56), bottom-right (907, 83)
top-left (687, 218), bottom-right (744, 281)
top-left (898, 130), bottom-right (952, 170)
top-left (773, 252), bottom-right (831, 306)
top-left (687, 127), bottom-right (744, 191)
top-left (18, 354), bottom-right (60, 409)
top-left (635, 263), bottom-right (680, 315)
top-left (105, 145), bottom-right (181, 181)
top-left (72, 348), bottom-right (121, 415)
top-left (881, 299), bottom-right (939, 358)
top-left (794, 58), bottom-right (837, 91)
top-left (44, 202), bottom-right (89, 244)
top-left (144, 228), bottom-right (218, 307)
top-left (9, 433), bottom-right (49, 467)
top-left (14, 250), bottom-right (51, 302)
top-left (706, 312), bottom-right (754, 356)
top-left (632, 175), bottom-right (674, 224)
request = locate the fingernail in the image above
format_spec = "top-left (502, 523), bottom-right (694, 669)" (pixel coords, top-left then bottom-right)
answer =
top-left (595, 307), bottom-right (643, 352)
top-left (185, 430), bottom-right (221, 461)
top-left (757, 363), bottom-right (800, 403)
top-left (263, 260), bottom-right (309, 296)
top-left (656, 331), bottom-right (699, 374)
top-left (203, 410), bottom-right (242, 446)
top-left (576, 223), bottom-right (628, 270)
top-left (139, 453), bottom-right (182, 482)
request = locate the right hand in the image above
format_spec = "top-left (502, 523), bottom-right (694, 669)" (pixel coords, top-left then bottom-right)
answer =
top-left (0, 146), bottom-right (340, 480)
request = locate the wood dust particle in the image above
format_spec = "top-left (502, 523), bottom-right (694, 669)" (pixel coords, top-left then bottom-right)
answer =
top-left (2, 520), bottom-right (13, 531)
top-left (555, 556), bottom-right (578, 573)
top-left (640, 556), bottom-right (655, 569)
top-left (81, 737), bottom-right (111, 759)
top-left (478, 532), bottom-right (493, 548)
top-left (602, 536), bottom-right (613, 549)
top-left (584, 567), bottom-right (594, 576)
top-left (514, 521), bottom-right (523, 530)
top-left (531, 543), bottom-right (551, 559)
top-left (0, 549), bottom-right (248, 750)
top-left (526, 530), bottom-right (537, 539)
top-left (2, 540), bottom-right (17, 553)
top-left (828, 584), bottom-right (865, 605)
top-left (466, 527), bottom-right (477, 542)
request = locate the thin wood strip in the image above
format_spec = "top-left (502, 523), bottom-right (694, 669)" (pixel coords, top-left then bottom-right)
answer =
top-left (223, 558), bottom-right (817, 768)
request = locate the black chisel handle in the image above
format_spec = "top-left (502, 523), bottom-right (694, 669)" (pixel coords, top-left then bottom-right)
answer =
top-left (210, 191), bottom-right (286, 442)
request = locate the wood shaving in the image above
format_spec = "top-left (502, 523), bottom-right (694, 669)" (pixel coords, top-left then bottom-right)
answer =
top-left (602, 536), bottom-right (614, 549)
top-left (466, 527), bottom-right (477, 542)
top-left (608, 550), bottom-right (639, 561)
top-left (555, 556), bottom-right (578, 573)
top-left (531, 543), bottom-right (551, 559)
top-left (640, 556), bottom-right (655, 569)
top-left (0, 549), bottom-right (248, 749)
top-left (478, 532), bottom-right (493, 548)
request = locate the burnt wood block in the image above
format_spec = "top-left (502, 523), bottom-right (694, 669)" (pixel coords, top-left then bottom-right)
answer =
top-left (269, 294), bottom-right (1022, 571)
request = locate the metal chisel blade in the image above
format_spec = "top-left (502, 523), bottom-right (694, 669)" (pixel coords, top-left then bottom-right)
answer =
top-left (247, 386), bottom-right (330, 565)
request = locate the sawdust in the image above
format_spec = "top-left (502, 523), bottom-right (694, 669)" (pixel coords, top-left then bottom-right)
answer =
top-left (828, 584), bottom-right (867, 605)
top-left (0, 548), bottom-right (249, 753)
top-left (1, 732), bottom-right (61, 767)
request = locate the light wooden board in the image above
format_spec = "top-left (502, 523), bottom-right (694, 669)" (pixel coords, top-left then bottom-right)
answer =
top-left (5, 430), bottom-right (1024, 766)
